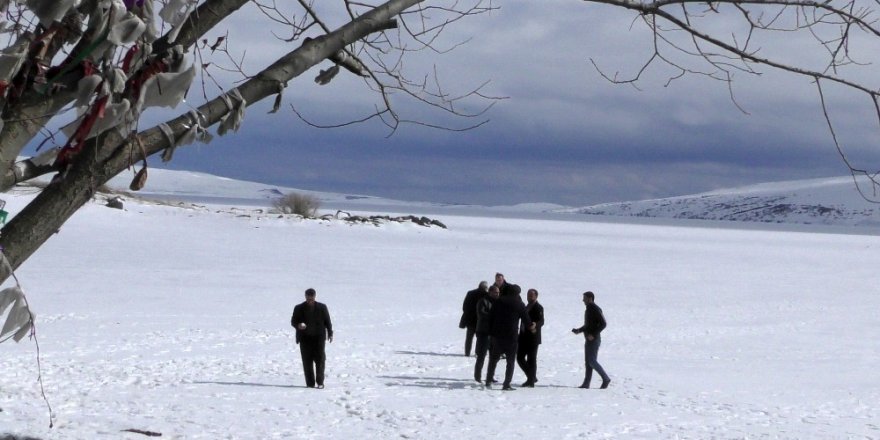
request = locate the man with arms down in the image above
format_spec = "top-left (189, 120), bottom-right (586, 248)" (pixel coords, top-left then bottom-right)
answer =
top-left (291, 288), bottom-right (334, 389)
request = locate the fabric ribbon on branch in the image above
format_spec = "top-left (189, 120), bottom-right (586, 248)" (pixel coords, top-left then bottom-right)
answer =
top-left (53, 93), bottom-right (110, 168)
top-left (25, 0), bottom-right (79, 28)
top-left (177, 110), bottom-right (212, 147)
top-left (217, 88), bottom-right (245, 136)
top-left (0, 286), bottom-right (32, 343)
top-left (135, 58), bottom-right (195, 112)
top-left (107, 10), bottom-right (147, 46)
top-left (329, 49), bottom-right (369, 77)
top-left (269, 81), bottom-right (286, 114)
top-left (159, 110), bottom-right (212, 162)
top-left (310, 45), bottom-right (370, 85)
top-left (0, 249), bottom-right (33, 344)
top-left (158, 0), bottom-right (197, 44)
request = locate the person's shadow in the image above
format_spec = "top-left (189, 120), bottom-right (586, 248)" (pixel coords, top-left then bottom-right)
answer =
top-left (393, 350), bottom-right (463, 358)
top-left (192, 380), bottom-right (303, 389)
top-left (378, 375), bottom-right (479, 390)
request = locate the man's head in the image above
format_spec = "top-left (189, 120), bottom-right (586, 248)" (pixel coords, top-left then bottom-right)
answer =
top-left (479, 281), bottom-right (489, 291)
top-left (527, 288), bottom-right (538, 303)
top-left (305, 288), bottom-right (317, 304)
top-left (582, 291), bottom-right (595, 305)
top-left (494, 273), bottom-right (505, 286)
top-left (488, 285), bottom-right (500, 299)
top-left (509, 284), bottom-right (521, 296)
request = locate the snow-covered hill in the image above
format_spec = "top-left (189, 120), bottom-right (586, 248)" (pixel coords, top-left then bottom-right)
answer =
top-left (101, 168), bottom-right (569, 215)
top-left (99, 168), bottom-right (879, 227)
top-left (561, 176), bottom-right (880, 227)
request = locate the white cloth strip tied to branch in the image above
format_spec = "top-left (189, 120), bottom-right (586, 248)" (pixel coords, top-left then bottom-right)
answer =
top-left (107, 10), bottom-right (146, 45)
top-left (0, 286), bottom-right (32, 342)
top-left (329, 49), bottom-right (369, 77)
top-left (25, 0), bottom-right (79, 28)
top-left (110, 67), bottom-right (127, 94)
top-left (62, 80), bottom-right (133, 140)
top-left (136, 60), bottom-right (196, 112)
top-left (162, 110), bottom-right (212, 162)
top-left (269, 82), bottom-right (286, 114)
top-left (179, 110), bottom-right (212, 145)
top-left (72, 74), bottom-right (103, 115)
top-left (0, 249), bottom-right (34, 344)
top-left (0, 40), bottom-right (28, 82)
top-left (158, 0), bottom-right (197, 44)
top-left (217, 88), bottom-right (245, 136)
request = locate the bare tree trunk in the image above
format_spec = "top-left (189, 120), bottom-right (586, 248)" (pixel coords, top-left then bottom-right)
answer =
top-left (0, 0), bottom-right (422, 283)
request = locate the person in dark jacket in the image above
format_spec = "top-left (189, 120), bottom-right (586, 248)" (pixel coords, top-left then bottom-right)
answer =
top-left (516, 288), bottom-right (544, 387)
top-left (571, 291), bottom-right (610, 389)
top-left (473, 285), bottom-right (499, 382)
top-left (460, 281), bottom-right (488, 356)
top-left (493, 272), bottom-right (515, 297)
top-left (291, 288), bottom-right (333, 388)
top-left (485, 284), bottom-right (534, 390)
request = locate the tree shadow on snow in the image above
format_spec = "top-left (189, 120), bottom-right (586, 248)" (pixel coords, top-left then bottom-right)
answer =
top-left (377, 375), bottom-right (479, 390)
top-left (394, 350), bottom-right (465, 358)
top-left (193, 380), bottom-right (303, 389)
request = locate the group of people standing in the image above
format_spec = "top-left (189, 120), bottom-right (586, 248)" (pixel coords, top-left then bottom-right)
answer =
top-left (460, 273), bottom-right (610, 391)
top-left (286, 274), bottom-right (610, 391)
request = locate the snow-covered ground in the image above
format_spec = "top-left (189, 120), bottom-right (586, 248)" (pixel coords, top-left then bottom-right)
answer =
top-left (1, 174), bottom-right (879, 439)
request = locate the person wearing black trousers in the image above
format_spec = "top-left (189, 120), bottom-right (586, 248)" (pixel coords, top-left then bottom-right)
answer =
top-left (461, 281), bottom-right (488, 356)
top-left (517, 288), bottom-right (544, 387)
top-left (291, 288), bottom-right (333, 389)
top-left (474, 284), bottom-right (500, 383)
top-left (486, 284), bottom-right (534, 391)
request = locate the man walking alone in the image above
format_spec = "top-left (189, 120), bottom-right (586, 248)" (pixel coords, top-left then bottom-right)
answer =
top-left (291, 288), bottom-right (334, 389)
top-left (571, 291), bottom-right (610, 389)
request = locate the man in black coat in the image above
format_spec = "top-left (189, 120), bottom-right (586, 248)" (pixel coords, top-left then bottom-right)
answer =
top-left (493, 272), bottom-right (515, 297)
top-left (516, 288), bottom-right (544, 387)
top-left (291, 288), bottom-right (333, 388)
top-left (485, 284), bottom-right (534, 390)
top-left (473, 285), bottom-right (499, 382)
top-left (571, 291), bottom-right (610, 389)
top-left (460, 281), bottom-right (488, 356)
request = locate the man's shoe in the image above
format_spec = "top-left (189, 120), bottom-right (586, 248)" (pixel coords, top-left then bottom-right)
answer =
top-left (474, 376), bottom-right (481, 383)
top-left (484, 381), bottom-right (492, 389)
top-left (316, 384), bottom-right (324, 389)
top-left (489, 378), bottom-right (498, 383)
top-left (578, 382), bottom-right (589, 389)
top-left (521, 381), bottom-right (534, 388)
top-left (600, 379), bottom-right (610, 389)
top-left (501, 384), bottom-right (515, 391)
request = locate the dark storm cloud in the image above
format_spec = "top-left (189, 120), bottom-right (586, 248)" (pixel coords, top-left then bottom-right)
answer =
top-left (79, 0), bottom-right (880, 206)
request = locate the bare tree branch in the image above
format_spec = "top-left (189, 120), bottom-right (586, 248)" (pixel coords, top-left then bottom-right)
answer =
top-left (585, 0), bottom-right (880, 200)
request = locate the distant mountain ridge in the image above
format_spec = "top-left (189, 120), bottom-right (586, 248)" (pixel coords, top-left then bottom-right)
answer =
top-left (101, 168), bottom-right (879, 227)
top-left (560, 176), bottom-right (880, 227)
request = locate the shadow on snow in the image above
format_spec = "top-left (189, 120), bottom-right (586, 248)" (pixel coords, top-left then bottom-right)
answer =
top-left (394, 350), bottom-right (465, 358)
top-left (193, 380), bottom-right (303, 389)
top-left (377, 375), bottom-right (478, 390)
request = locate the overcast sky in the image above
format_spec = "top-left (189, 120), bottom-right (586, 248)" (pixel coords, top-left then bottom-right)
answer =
top-left (60, 0), bottom-right (880, 206)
